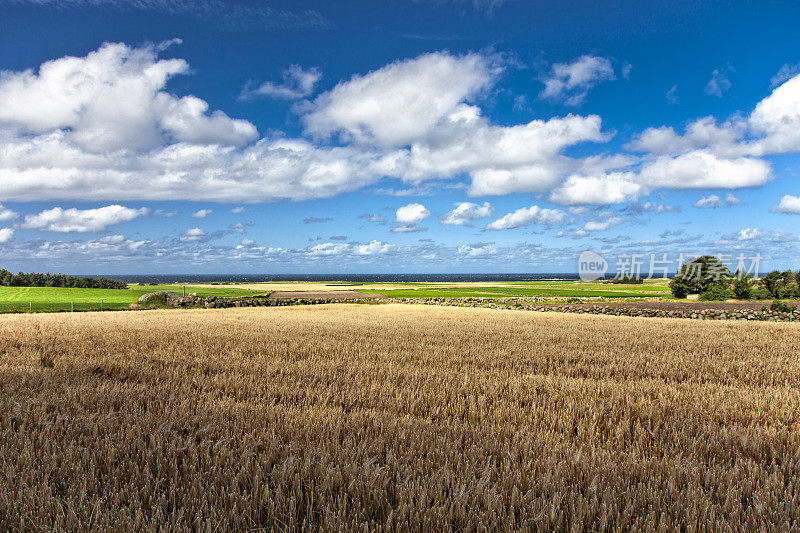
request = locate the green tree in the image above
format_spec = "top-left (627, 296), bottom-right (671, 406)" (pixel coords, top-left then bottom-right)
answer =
top-left (761, 271), bottom-right (782, 298)
top-left (732, 272), bottom-right (755, 300)
top-left (700, 278), bottom-right (733, 301)
top-left (10, 273), bottom-right (28, 286)
top-left (0, 269), bottom-right (127, 289)
top-left (761, 270), bottom-right (800, 299)
top-left (669, 255), bottom-right (732, 298)
top-left (668, 276), bottom-right (690, 298)
top-left (781, 271), bottom-right (800, 298)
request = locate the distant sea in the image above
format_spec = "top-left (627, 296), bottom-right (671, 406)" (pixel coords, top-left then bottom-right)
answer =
top-left (111, 273), bottom-right (583, 284)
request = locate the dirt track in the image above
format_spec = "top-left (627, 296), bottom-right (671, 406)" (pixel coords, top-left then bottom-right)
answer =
top-left (269, 290), bottom-right (386, 299)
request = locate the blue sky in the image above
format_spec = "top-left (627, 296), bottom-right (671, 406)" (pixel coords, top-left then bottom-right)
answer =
top-left (0, 0), bottom-right (799, 274)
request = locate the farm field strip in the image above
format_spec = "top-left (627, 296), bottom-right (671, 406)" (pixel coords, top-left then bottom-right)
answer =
top-left (0, 284), bottom-right (266, 312)
top-left (1, 304), bottom-right (799, 530)
top-left (0, 280), bottom-right (672, 313)
top-left (185, 279), bottom-right (673, 293)
top-left (359, 286), bottom-right (668, 299)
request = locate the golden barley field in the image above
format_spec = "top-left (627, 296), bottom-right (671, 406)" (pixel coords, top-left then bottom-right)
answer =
top-left (1, 304), bottom-right (800, 531)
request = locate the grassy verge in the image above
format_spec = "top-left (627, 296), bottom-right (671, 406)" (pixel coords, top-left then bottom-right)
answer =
top-left (0, 284), bottom-right (266, 313)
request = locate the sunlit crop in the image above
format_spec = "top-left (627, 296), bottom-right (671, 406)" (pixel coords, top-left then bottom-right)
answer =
top-left (1, 304), bottom-right (799, 530)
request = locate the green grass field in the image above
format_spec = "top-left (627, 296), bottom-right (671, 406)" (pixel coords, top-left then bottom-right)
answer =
top-left (0, 284), bottom-right (267, 313)
top-left (360, 280), bottom-right (672, 299)
top-left (0, 280), bottom-right (672, 313)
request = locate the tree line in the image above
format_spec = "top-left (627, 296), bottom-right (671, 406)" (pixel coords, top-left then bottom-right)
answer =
top-left (0, 269), bottom-right (127, 289)
top-left (669, 256), bottom-right (800, 300)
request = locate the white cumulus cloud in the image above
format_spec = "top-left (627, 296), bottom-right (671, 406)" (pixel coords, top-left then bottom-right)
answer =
top-left (0, 41), bottom-right (256, 152)
top-left (457, 243), bottom-right (498, 257)
top-left (0, 44), bottom-right (611, 202)
top-left (303, 52), bottom-right (497, 147)
top-left (773, 195), bottom-right (800, 214)
top-left (3, 41), bottom-right (800, 211)
top-left (0, 228), bottom-right (14, 243)
top-left (486, 205), bottom-right (566, 230)
top-left (440, 202), bottom-right (493, 225)
top-left (749, 73), bottom-right (800, 154)
top-left (609, 72), bottom-right (800, 203)
top-left (638, 150), bottom-right (771, 189)
top-left (0, 204), bottom-right (18, 221)
top-left (354, 240), bottom-right (392, 255)
top-left (303, 53), bottom-right (493, 147)
top-left (180, 227), bottom-right (208, 242)
top-left (0, 43), bottom-right (386, 203)
top-left (395, 203), bottom-right (430, 224)
top-left (737, 227), bottom-right (761, 240)
top-left (308, 240), bottom-right (392, 257)
top-left (628, 71), bottom-right (800, 165)
top-left (549, 172), bottom-right (642, 205)
top-left (628, 117), bottom-right (745, 156)
top-left (582, 216), bottom-right (623, 232)
top-left (20, 205), bottom-right (149, 233)
top-left (393, 203), bottom-right (430, 232)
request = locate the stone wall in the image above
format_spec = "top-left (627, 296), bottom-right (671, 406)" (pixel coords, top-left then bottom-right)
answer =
top-left (199, 296), bottom-right (370, 308)
top-left (155, 294), bottom-right (799, 322)
top-left (384, 297), bottom-right (800, 322)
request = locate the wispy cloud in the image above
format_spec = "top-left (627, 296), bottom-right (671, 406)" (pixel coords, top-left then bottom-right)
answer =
top-left (359, 213), bottom-right (387, 225)
top-left (191, 209), bottom-right (212, 218)
top-left (3, 0), bottom-right (331, 30)
top-left (540, 55), bottom-right (616, 106)
top-left (666, 84), bottom-right (678, 104)
top-left (409, 0), bottom-right (513, 14)
top-left (229, 221), bottom-right (254, 233)
top-left (705, 66), bottom-right (733, 97)
top-left (770, 63), bottom-right (800, 88)
top-left (241, 65), bottom-right (322, 101)
top-left (693, 193), bottom-right (740, 209)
